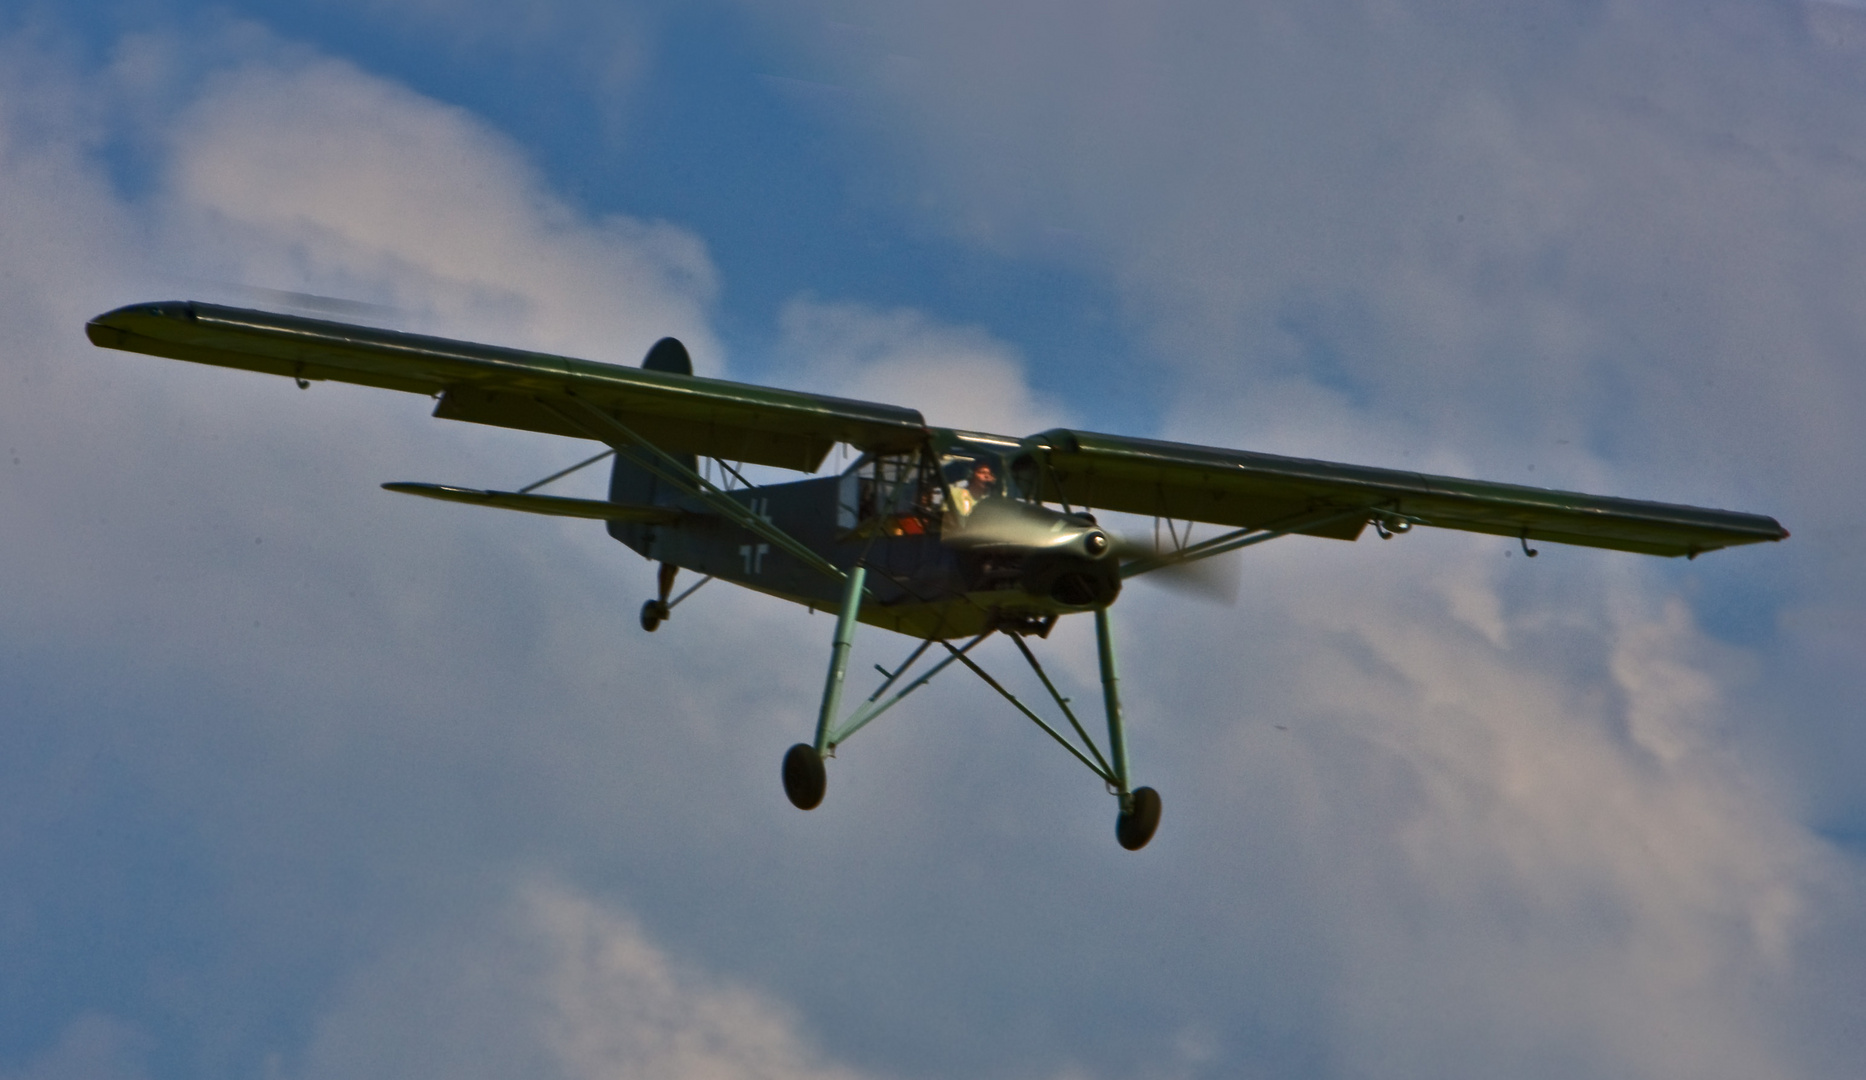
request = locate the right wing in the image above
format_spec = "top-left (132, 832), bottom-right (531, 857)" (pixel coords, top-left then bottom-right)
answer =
top-left (1031, 429), bottom-right (1787, 558)
top-left (87, 302), bottom-right (928, 472)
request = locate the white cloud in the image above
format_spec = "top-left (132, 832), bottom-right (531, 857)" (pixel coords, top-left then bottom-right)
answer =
top-left (162, 45), bottom-right (720, 369)
top-left (293, 881), bottom-right (873, 1080)
top-left (1116, 540), bottom-right (1834, 1078)
top-left (6, 8), bottom-right (1866, 1080)
top-left (0, 20), bottom-right (729, 647)
top-left (774, 296), bottom-right (1068, 435)
top-left (745, 10), bottom-right (1866, 1071)
top-left (763, 1), bottom-right (1866, 506)
top-left (0, 25), bottom-right (818, 1078)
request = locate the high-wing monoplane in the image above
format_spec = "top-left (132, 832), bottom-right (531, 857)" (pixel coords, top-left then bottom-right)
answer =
top-left (87, 302), bottom-right (1789, 849)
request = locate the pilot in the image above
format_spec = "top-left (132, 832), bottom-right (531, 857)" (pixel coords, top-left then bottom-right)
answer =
top-left (951, 462), bottom-right (996, 517)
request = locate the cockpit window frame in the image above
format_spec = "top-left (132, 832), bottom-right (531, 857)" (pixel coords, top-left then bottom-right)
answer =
top-left (836, 431), bottom-right (1047, 538)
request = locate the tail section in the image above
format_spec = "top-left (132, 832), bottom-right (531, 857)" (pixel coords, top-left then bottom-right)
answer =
top-left (609, 337), bottom-right (696, 556)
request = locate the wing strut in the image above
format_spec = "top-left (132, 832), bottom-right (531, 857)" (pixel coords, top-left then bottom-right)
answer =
top-left (540, 393), bottom-right (846, 581)
top-left (1119, 505), bottom-right (1374, 578)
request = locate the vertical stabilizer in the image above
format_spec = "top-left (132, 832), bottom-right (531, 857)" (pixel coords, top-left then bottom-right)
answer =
top-left (609, 337), bottom-right (697, 556)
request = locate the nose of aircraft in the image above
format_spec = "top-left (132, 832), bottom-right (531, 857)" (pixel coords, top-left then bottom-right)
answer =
top-left (942, 499), bottom-right (1123, 609)
top-left (944, 497), bottom-right (1116, 557)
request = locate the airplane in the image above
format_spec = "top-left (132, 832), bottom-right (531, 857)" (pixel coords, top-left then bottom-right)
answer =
top-left (86, 301), bottom-right (1789, 850)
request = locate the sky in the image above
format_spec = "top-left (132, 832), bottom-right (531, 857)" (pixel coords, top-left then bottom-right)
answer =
top-left (3, 1), bottom-right (1864, 1078)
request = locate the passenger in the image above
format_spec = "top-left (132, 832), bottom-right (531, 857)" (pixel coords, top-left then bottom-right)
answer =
top-left (950, 463), bottom-right (996, 517)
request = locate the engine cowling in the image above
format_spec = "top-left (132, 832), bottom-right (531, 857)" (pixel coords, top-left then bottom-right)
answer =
top-left (943, 498), bottom-right (1123, 609)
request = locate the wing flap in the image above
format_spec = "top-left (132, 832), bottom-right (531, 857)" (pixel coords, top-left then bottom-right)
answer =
top-left (381, 483), bottom-right (683, 522)
top-left (88, 302), bottom-right (928, 471)
top-left (1035, 429), bottom-right (1787, 557)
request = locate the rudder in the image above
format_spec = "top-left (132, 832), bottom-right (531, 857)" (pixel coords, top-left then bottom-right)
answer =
top-left (609, 337), bottom-right (696, 556)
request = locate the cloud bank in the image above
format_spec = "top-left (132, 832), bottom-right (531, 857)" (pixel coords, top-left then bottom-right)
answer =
top-left (2, 5), bottom-right (1863, 1080)
top-left (295, 881), bottom-right (872, 1080)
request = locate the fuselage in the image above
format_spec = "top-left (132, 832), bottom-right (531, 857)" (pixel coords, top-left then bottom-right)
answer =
top-left (609, 430), bottom-right (1122, 639)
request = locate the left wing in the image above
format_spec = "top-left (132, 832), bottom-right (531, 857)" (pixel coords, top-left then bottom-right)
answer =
top-left (1031, 429), bottom-right (1787, 558)
top-left (88, 302), bottom-right (927, 472)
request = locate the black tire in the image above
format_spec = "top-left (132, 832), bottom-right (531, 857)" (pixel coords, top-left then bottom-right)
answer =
top-left (639, 599), bottom-right (668, 633)
top-left (1116, 786), bottom-right (1162, 850)
top-left (782, 743), bottom-right (827, 810)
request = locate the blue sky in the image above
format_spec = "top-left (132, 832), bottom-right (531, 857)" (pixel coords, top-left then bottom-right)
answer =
top-left (34, 0), bottom-right (1147, 418)
top-left (4, 2), bottom-right (1865, 1079)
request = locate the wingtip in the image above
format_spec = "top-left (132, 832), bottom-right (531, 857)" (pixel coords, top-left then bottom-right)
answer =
top-left (86, 301), bottom-right (200, 349)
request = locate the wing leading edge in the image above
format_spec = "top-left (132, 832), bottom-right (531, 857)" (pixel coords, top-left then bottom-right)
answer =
top-left (1032, 429), bottom-right (1787, 558)
top-left (87, 302), bottom-right (927, 472)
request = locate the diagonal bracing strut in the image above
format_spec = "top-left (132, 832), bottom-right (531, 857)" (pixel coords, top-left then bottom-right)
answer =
top-left (824, 633), bottom-right (991, 750)
top-left (1118, 504), bottom-right (1377, 579)
top-left (939, 637), bottom-right (1122, 788)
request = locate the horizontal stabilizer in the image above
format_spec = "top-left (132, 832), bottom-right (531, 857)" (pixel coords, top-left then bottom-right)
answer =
top-left (382, 483), bottom-right (682, 523)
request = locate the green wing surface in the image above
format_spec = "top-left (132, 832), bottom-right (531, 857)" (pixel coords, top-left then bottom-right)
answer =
top-left (1033, 429), bottom-right (1787, 558)
top-left (380, 483), bottom-right (683, 522)
top-left (87, 302), bottom-right (927, 472)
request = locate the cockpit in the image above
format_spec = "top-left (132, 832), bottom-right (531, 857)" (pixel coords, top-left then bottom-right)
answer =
top-left (836, 436), bottom-right (1034, 537)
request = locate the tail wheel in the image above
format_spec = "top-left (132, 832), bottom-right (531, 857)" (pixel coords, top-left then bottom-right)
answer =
top-left (1115, 786), bottom-right (1162, 850)
top-left (782, 743), bottom-right (827, 810)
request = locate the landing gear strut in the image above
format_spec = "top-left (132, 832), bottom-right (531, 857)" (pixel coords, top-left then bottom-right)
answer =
top-left (641, 563), bottom-right (715, 632)
top-left (780, 565), bottom-right (868, 810)
top-left (639, 562), bottom-right (678, 632)
top-left (1095, 607), bottom-right (1161, 850)
top-left (781, 575), bottom-right (1163, 850)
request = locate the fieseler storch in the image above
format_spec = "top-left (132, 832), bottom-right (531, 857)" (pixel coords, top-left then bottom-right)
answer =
top-left (87, 301), bottom-right (1788, 850)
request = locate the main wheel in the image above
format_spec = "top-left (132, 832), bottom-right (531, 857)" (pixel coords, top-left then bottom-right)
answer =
top-left (639, 599), bottom-right (669, 633)
top-left (1115, 786), bottom-right (1162, 850)
top-left (782, 743), bottom-right (827, 810)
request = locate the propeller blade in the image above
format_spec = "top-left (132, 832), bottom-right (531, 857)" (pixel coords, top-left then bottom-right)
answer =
top-left (1138, 551), bottom-right (1240, 605)
top-left (1109, 535), bottom-right (1240, 605)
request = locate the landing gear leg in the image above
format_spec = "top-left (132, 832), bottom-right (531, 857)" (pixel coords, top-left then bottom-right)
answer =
top-left (639, 562), bottom-right (677, 632)
top-left (1097, 608), bottom-right (1161, 850)
top-left (783, 565), bottom-right (867, 810)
